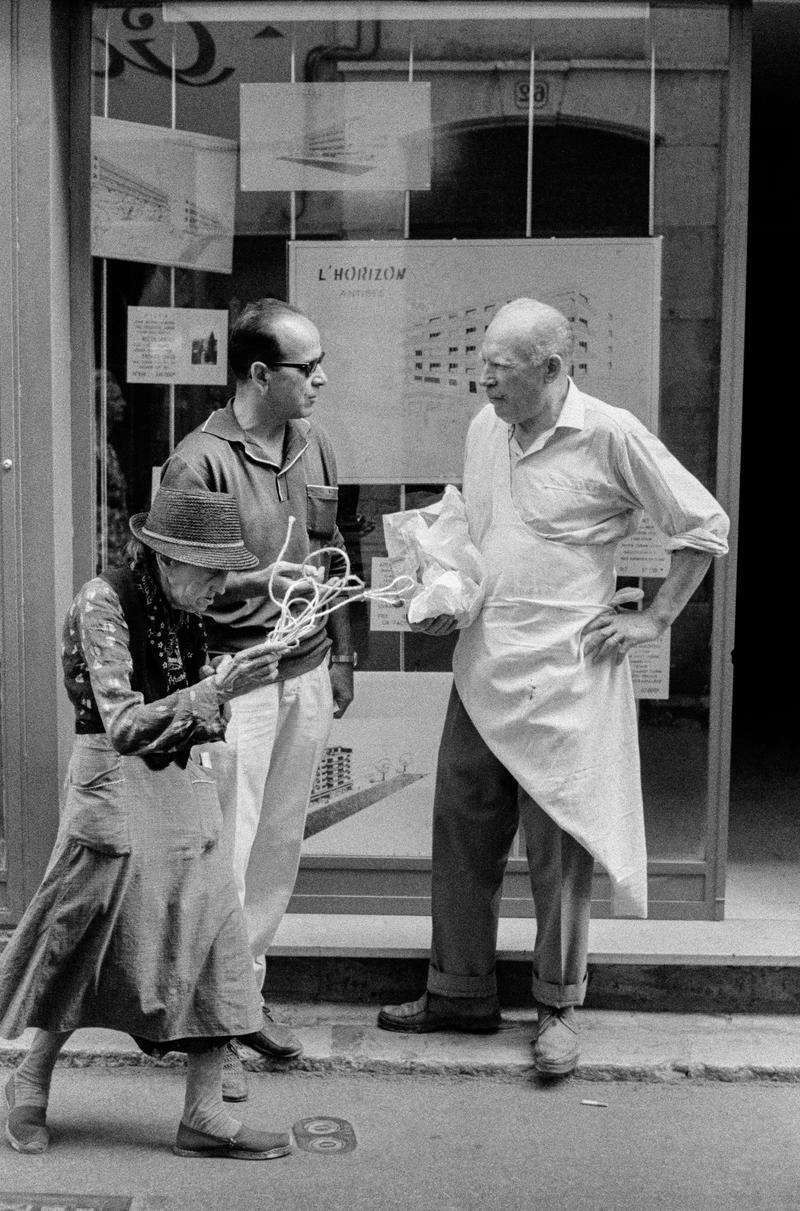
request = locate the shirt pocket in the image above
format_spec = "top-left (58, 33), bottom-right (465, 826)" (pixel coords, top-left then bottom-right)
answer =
top-left (306, 484), bottom-right (339, 542)
top-left (514, 476), bottom-right (626, 543)
top-left (65, 738), bottom-right (131, 856)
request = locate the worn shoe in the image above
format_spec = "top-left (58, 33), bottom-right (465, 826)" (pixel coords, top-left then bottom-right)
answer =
top-left (377, 993), bottom-right (502, 1034)
top-left (239, 1006), bottom-right (303, 1060)
top-left (222, 1041), bottom-right (248, 1103)
top-left (533, 1005), bottom-right (580, 1075)
top-left (173, 1120), bottom-right (292, 1160)
top-left (4, 1073), bottom-right (50, 1154)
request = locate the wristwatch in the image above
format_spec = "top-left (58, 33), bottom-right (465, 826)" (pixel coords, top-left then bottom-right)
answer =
top-left (330, 651), bottom-right (358, 668)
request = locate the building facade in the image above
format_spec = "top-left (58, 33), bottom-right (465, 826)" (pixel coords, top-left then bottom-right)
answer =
top-left (0, 0), bottom-right (752, 926)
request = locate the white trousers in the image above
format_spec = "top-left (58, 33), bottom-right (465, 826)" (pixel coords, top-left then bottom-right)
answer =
top-left (207, 661), bottom-right (334, 992)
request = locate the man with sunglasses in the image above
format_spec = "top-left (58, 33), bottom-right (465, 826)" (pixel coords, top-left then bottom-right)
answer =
top-left (161, 299), bottom-right (354, 1097)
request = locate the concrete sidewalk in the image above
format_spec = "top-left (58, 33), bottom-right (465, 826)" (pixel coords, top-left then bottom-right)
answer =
top-left (2, 1004), bottom-right (799, 1083)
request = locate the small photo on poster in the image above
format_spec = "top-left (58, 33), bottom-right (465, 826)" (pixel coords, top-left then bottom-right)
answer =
top-left (240, 83), bottom-right (431, 192)
top-left (92, 117), bottom-right (237, 273)
top-left (127, 307), bottom-right (228, 386)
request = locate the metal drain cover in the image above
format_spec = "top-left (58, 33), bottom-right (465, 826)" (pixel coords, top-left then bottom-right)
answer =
top-left (292, 1116), bottom-right (356, 1155)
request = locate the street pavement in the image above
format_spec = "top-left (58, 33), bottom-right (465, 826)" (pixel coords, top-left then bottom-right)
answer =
top-left (2, 1005), bottom-right (800, 1210)
top-left (1, 1068), bottom-right (799, 1211)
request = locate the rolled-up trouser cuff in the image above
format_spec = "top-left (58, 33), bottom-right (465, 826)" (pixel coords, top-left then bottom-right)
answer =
top-left (532, 968), bottom-right (588, 1009)
top-left (427, 964), bottom-right (498, 1000)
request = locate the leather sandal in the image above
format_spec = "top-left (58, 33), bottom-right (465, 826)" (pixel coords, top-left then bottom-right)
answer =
top-left (4, 1073), bottom-right (50, 1154)
top-left (173, 1120), bottom-right (292, 1160)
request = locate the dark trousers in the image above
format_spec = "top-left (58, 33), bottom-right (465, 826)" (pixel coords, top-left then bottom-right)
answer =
top-left (427, 686), bottom-right (594, 1008)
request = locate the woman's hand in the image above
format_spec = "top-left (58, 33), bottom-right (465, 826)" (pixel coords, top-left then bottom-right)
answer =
top-left (213, 646), bottom-right (284, 702)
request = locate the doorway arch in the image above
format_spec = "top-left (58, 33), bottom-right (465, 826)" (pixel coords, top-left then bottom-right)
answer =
top-left (410, 119), bottom-right (650, 239)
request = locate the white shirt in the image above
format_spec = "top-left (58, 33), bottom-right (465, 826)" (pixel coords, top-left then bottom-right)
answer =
top-left (503, 379), bottom-right (729, 556)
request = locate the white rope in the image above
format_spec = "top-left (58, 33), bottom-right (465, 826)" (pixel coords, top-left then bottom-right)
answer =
top-left (254, 515), bottom-right (415, 652)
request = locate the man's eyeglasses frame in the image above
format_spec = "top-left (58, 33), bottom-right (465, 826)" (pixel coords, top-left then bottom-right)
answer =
top-left (268, 352), bottom-right (325, 378)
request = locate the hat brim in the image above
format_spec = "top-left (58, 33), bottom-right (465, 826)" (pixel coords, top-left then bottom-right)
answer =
top-left (129, 512), bottom-right (260, 571)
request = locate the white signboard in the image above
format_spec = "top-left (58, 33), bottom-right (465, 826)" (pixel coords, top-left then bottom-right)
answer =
top-left (92, 117), bottom-right (237, 273)
top-left (303, 671), bottom-right (452, 859)
top-left (240, 83), bottom-right (431, 192)
top-left (290, 238), bottom-right (662, 483)
top-left (617, 514), bottom-right (671, 578)
top-left (630, 629), bottom-right (671, 700)
top-left (126, 307), bottom-right (228, 385)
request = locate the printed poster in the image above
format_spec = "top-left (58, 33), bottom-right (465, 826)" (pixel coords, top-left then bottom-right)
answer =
top-left (303, 672), bottom-right (452, 858)
top-left (240, 83), bottom-right (431, 192)
top-left (92, 117), bottom-right (237, 273)
top-left (126, 307), bottom-right (228, 385)
top-left (290, 238), bottom-right (662, 483)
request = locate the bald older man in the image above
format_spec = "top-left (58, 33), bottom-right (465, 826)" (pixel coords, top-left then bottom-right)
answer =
top-left (378, 299), bottom-right (728, 1074)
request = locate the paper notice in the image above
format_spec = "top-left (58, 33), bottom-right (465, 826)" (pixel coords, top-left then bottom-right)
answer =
top-left (617, 514), bottom-right (671, 578)
top-left (369, 557), bottom-right (412, 633)
top-left (127, 307), bottom-right (228, 385)
top-left (630, 629), bottom-right (671, 700)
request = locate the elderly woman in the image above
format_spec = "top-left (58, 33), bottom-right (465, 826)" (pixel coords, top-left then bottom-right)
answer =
top-left (0, 488), bottom-right (295, 1161)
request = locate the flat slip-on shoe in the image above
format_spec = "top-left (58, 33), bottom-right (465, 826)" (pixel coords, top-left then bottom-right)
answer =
top-left (377, 994), bottom-right (502, 1034)
top-left (172, 1120), bottom-right (292, 1160)
top-left (4, 1073), bottom-right (50, 1154)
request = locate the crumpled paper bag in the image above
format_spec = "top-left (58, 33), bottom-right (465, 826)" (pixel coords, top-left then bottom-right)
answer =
top-left (382, 485), bottom-right (487, 628)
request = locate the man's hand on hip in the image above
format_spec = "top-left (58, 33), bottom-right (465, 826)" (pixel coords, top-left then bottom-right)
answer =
top-left (581, 607), bottom-right (663, 664)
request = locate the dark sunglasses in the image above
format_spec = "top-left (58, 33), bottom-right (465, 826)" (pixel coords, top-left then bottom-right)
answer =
top-left (268, 352), bottom-right (325, 378)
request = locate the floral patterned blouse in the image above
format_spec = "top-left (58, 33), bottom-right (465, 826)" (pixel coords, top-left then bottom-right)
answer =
top-left (62, 576), bottom-right (226, 758)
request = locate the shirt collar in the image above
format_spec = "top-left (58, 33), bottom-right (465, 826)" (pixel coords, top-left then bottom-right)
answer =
top-left (201, 401), bottom-right (310, 471)
top-left (556, 378), bottom-right (585, 432)
top-left (508, 377), bottom-right (585, 456)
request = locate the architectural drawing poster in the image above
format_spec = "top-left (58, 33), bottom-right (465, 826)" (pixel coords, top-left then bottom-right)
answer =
top-left (126, 307), bottom-right (228, 385)
top-left (91, 117), bottom-right (237, 273)
top-left (290, 238), bottom-right (662, 482)
top-left (240, 83), bottom-right (431, 192)
top-left (303, 672), bottom-right (452, 859)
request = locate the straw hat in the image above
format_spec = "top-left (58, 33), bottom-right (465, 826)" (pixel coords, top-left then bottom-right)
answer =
top-left (129, 488), bottom-right (259, 571)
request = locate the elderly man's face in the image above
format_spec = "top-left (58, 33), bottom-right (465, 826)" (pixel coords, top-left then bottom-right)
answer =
top-left (478, 315), bottom-right (549, 428)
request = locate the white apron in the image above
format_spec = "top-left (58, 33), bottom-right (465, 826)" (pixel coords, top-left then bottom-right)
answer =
top-left (452, 425), bottom-right (648, 918)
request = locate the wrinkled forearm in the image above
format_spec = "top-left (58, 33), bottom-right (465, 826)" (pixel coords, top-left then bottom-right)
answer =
top-left (646, 548), bottom-right (713, 632)
top-left (100, 675), bottom-right (226, 756)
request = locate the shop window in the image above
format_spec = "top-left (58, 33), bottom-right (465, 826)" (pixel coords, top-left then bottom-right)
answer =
top-left (89, 2), bottom-right (734, 917)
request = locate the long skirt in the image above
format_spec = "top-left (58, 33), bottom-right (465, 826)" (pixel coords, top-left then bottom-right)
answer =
top-left (0, 735), bottom-right (262, 1049)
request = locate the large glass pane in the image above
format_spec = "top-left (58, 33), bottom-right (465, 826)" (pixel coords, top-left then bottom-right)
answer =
top-left (91, 3), bottom-right (731, 911)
